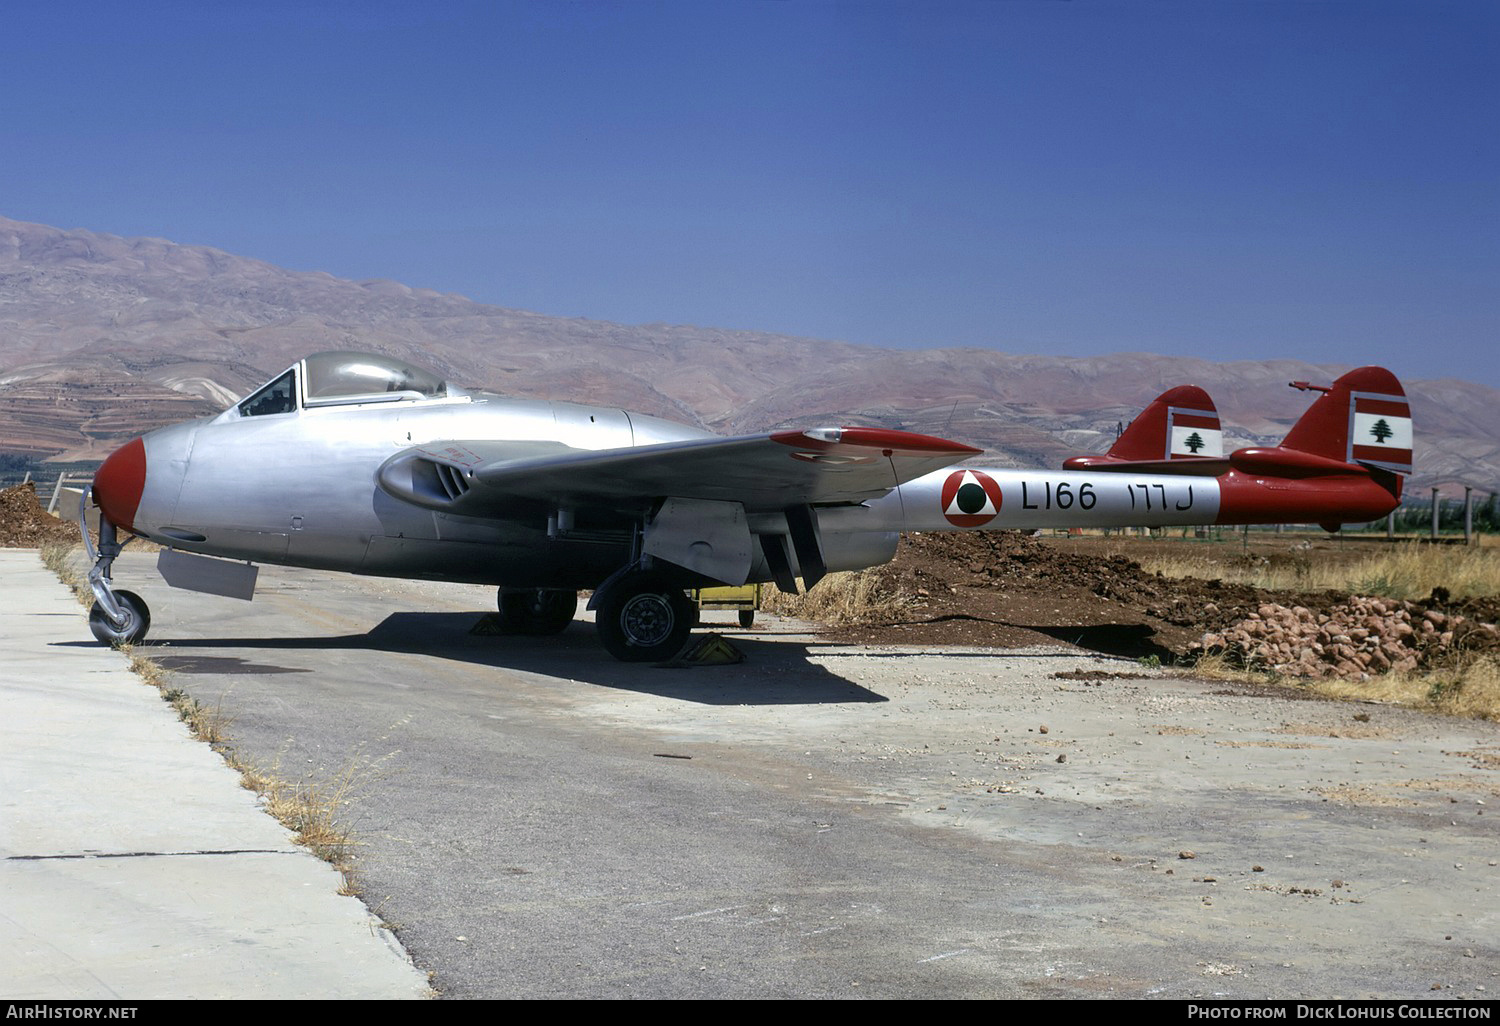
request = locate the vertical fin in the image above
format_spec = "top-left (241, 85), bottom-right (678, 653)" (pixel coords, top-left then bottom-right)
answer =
top-left (1111, 385), bottom-right (1222, 461)
top-left (1063, 385), bottom-right (1221, 470)
top-left (1282, 367), bottom-right (1412, 474)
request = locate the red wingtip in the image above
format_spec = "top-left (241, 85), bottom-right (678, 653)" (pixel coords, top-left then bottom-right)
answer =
top-left (772, 427), bottom-right (982, 456)
top-left (94, 437), bottom-right (147, 531)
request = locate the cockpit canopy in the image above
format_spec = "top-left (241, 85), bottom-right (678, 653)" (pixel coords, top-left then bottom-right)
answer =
top-left (304, 352), bottom-right (447, 402)
top-left (236, 351), bottom-right (450, 418)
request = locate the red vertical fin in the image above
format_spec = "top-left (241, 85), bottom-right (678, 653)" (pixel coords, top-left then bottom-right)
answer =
top-left (1068, 385), bottom-right (1221, 467)
top-left (1281, 367), bottom-right (1412, 474)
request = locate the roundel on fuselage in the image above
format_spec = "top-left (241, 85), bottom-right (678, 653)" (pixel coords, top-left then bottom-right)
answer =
top-left (940, 469), bottom-right (1002, 527)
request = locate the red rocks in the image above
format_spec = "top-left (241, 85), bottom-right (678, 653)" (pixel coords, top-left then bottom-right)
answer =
top-left (1188, 594), bottom-right (1497, 681)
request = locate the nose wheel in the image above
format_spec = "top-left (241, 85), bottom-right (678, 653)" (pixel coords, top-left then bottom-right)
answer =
top-left (593, 570), bottom-right (694, 662)
top-left (88, 590), bottom-right (151, 646)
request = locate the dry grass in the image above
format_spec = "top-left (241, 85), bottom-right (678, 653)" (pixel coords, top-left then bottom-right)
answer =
top-left (234, 755), bottom-right (366, 893)
top-left (129, 640), bottom-right (374, 892)
top-left (1136, 539), bottom-right (1500, 600)
top-left (762, 569), bottom-right (910, 625)
top-left (1306, 654), bottom-right (1500, 721)
top-left (1184, 650), bottom-right (1282, 684)
top-left (132, 639), bottom-right (371, 892)
top-left (1182, 650), bottom-right (1500, 722)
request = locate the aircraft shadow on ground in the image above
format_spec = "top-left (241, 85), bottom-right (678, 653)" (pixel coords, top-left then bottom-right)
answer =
top-left (77, 612), bottom-right (890, 706)
top-left (882, 612), bottom-right (1177, 662)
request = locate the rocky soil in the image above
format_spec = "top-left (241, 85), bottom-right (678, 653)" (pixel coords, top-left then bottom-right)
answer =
top-left (834, 530), bottom-right (1500, 681)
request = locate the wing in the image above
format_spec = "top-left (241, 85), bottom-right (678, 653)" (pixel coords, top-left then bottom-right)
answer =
top-left (376, 427), bottom-right (981, 517)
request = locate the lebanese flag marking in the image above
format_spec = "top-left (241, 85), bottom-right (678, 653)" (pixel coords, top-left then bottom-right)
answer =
top-left (941, 469), bottom-right (1003, 527)
top-left (1170, 425), bottom-right (1223, 458)
top-left (1351, 397), bottom-right (1412, 469)
top-left (1167, 408), bottom-right (1221, 459)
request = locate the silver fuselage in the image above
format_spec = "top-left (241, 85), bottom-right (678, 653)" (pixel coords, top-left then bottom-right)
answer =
top-left (134, 390), bottom-right (698, 587)
top-left (129, 383), bottom-right (1232, 590)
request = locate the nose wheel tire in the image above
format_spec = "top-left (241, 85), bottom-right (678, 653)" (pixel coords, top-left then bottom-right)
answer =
top-left (497, 588), bottom-right (579, 635)
top-left (594, 572), bottom-right (694, 662)
top-left (88, 590), bottom-right (151, 647)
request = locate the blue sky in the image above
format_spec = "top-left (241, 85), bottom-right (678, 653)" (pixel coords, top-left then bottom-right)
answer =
top-left (2, 1), bottom-right (1495, 385)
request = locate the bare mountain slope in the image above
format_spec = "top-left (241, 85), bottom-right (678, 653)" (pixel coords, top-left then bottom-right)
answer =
top-left (1, 215), bottom-right (1492, 494)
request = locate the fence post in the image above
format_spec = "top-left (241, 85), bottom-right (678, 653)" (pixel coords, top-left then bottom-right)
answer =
top-left (47, 473), bottom-right (68, 515)
top-left (1386, 511), bottom-right (1395, 540)
top-left (1464, 486), bottom-right (1474, 545)
top-left (1430, 487), bottom-right (1441, 541)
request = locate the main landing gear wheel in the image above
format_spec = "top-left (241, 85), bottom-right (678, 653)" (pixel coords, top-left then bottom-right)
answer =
top-left (738, 609), bottom-right (756, 629)
top-left (88, 590), bottom-right (151, 647)
top-left (497, 588), bottom-right (579, 635)
top-left (594, 572), bottom-right (694, 662)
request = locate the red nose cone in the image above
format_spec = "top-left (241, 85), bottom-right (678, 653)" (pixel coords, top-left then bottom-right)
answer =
top-left (95, 437), bottom-right (147, 531)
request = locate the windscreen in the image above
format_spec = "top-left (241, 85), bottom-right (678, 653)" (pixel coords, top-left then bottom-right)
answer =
top-left (237, 369), bottom-right (297, 417)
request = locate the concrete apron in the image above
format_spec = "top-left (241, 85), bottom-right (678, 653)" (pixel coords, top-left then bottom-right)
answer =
top-left (0, 549), bottom-right (428, 999)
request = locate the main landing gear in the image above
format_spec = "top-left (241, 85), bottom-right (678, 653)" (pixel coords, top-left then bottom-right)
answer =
top-left (81, 488), bottom-right (151, 647)
top-left (592, 569), bottom-right (694, 663)
top-left (496, 588), bottom-right (579, 635)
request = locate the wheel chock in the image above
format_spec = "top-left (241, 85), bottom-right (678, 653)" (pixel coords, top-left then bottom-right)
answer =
top-left (658, 632), bottom-right (745, 667)
top-left (470, 613), bottom-right (513, 636)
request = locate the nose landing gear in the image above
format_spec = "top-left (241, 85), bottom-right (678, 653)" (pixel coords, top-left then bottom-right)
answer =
top-left (80, 487), bottom-right (151, 646)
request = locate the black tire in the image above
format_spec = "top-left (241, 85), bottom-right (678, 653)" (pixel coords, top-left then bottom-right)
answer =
top-left (594, 572), bottom-right (694, 662)
top-left (497, 588), bottom-right (578, 635)
top-left (737, 608), bottom-right (755, 630)
top-left (88, 590), bottom-right (151, 647)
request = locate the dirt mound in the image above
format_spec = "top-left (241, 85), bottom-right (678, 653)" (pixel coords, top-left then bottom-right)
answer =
top-left (829, 531), bottom-right (1497, 672)
top-left (0, 482), bottom-right (80, 547)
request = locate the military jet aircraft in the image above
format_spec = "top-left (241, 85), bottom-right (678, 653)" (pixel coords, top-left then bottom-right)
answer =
top-left (81, 352), bottom-right (1411, 661)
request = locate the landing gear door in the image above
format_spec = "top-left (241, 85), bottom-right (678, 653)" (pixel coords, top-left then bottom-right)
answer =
top-left (643, 498), bottom-right (753, 586)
